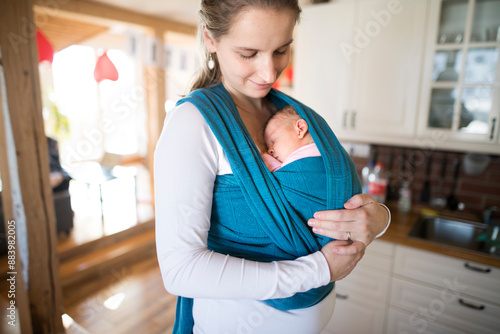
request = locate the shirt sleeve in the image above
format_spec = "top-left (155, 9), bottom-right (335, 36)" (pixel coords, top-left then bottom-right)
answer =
top-left (375, 203), bottom-right (391, 238)
top-left (154, 102), bottom-right (331, 300)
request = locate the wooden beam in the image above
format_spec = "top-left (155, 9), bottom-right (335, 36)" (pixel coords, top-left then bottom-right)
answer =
top-left (0, 0), bottom-right (64, 333)
top-left (0, 49), bottom-right (34, 334)
top-left (145, 29), bottom-right (167, 208)
top-left (33, 0), bottom-right (196, 36)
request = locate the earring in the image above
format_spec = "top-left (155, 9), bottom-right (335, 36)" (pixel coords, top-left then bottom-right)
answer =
top-left (208, 53), bottom-right (215, 70)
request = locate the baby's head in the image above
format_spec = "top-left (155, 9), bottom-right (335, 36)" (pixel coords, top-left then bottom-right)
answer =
top-left (264, 105), bottom-right (314, 162)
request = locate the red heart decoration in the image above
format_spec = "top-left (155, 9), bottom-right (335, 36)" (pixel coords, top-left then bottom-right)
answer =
top-left (94, 51), bottom-right (119, 83)
top-left (36, 30), bottom-right (54, 64)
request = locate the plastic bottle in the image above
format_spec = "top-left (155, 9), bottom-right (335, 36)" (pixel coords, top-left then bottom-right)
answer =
top-left (398, 181), bottom-right (412, 213)
top-left (368, 162), bottom-right (388, 204)
top-left (361, 160), bottom-right (374, 194)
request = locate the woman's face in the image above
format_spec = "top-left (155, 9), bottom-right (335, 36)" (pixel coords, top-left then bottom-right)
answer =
top-left (206, 8), bottom-right (296, 101)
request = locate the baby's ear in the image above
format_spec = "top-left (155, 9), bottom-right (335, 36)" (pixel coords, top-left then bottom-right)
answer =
top-left (296, 119), bottom-right (309, 138)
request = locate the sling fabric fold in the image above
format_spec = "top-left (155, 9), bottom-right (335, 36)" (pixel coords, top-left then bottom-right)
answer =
top-left (171, 83), bottom-right (361, 333)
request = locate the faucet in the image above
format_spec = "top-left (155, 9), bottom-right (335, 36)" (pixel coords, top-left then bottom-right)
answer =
top-left (483, 206), bottom-right (500, 225)
top-left (483, 206), bottom-right (500, 255)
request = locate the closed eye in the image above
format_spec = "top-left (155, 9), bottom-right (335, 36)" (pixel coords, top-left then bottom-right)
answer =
top-left (274, 47), bottom-right (289, 56)
top-left (240, 52), bottom-right (257, 60)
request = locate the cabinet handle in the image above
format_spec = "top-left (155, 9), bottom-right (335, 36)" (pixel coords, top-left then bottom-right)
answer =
top-left (336, 293), bottom-right (349, 300)
top-left (490, 117), bottom-right (497, 141)
top-left (343, 111), bottom-right (348, 129)
top-left (458, 298), bottom-right (485, 311)
top-left (464, 262), bottom-right (491, 273)
top-left (351, 111), bottom-right (357, 129)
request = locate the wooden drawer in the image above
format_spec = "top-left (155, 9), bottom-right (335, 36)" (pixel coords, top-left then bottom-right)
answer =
top-left (390, 277), bottom-right (500, 334)
top-left (394, 245), bottom-right (500, 304)
top-left (336, 265), bottom-right (391, 304)
top-left (387, 308), bottom-right (466, 334)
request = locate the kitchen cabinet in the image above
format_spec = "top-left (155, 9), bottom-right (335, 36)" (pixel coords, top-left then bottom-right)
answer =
top-left (294, 0), bottom-right (428, 143)
top-left (321, 239), bottom-right (394, 333)
top-left (417, 0), bottom-right (500, 153)
top-left (321, 239), bottom-right (499, 333)
top-left (390, 277), bottom-right (500, 334)
top-left (393, 244), bottom-right (500, 304)
top-left (387, 308), bottom-right (467, 334)
top-left (391, 245), bottom-right (500, 334)
top-left (322, 292), bottom-right (386, 334)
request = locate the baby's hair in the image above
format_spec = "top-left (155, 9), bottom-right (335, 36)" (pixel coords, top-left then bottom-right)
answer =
top-left (265, 105), bottom-right (300, 130)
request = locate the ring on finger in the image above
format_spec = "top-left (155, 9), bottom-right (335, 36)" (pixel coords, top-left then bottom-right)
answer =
top-left (347, 231), bottom-right (351, 240)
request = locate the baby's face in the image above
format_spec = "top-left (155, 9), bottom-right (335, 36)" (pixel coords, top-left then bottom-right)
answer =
top-left (264, 117), bottom-right (302, 162)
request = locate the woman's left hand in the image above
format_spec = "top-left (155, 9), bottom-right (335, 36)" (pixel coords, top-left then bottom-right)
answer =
top-left (308, 193), bottom-right (389, 255)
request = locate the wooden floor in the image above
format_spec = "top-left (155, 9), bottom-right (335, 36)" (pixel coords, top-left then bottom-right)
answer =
top-left (63, 257), bottom-right (176, 334)
top-left (0, 164), bottom-right (175, 332)
top-left (0, 256), bottom-right (176, 334)
top-left (0, 166), bottom-right (173, 333)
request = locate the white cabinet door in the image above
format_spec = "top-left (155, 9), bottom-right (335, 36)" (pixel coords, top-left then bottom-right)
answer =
top-left (359, 239), bottom-right (394, 272)
top-left (321, 291), bottom-right (386, 334)
top-left (294, 0), bottom-right (428, 143)
top-left (322, 239), bottom-right (394, 333)
top-left (387, 308), bottom-right (467, 334)
top-left (368, 239), bottom-right (395, 257)
top-left (294, 1), bottom-right (355, 136)
top-left (391, 277), bottom-right (500, 334)
top-left (335, 265), bottom-right (391, 304)
top-left (349, 0), bottom-right (427, 139)
top-left (394, 245), bottom-right (500, 305)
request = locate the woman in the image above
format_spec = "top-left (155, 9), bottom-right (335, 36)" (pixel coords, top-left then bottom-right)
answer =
top-left (154, 1), bottom-right (390, 333)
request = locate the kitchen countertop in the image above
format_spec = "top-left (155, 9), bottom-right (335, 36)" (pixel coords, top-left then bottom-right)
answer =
top-left (379, 202), bottom-right (500, 268)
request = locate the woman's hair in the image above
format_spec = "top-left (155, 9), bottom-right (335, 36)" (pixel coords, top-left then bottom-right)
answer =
top-left (188, 0), bottom-right (301, 92)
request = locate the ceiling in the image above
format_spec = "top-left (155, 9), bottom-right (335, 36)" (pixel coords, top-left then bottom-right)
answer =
top-left (35, 0), bottom-right (317, 51)
top-left (88, 0), bottom-right (315, 25)
top-left (34, 10), bottom-right (109, 51)
top-left (89, 0), bottom-right (204, 25)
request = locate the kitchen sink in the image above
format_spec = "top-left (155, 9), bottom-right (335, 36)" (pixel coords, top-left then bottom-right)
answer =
top-left (408, 215), bottom-right (490, 254)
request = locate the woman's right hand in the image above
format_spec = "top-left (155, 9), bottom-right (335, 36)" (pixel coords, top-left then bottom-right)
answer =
top-left (321, 240), bottom-right (365, 283)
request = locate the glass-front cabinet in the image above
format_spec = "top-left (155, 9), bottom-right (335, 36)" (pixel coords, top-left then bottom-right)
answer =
top-left (418, 0), bottom-right (500, 147)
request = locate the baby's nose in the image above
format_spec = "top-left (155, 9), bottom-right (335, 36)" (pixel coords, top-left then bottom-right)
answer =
top-left (268, 148), bottom-right (274, 155)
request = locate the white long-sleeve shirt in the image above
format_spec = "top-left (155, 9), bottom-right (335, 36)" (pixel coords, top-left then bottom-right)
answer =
top-left (154, 102), bottom-right (335, 334)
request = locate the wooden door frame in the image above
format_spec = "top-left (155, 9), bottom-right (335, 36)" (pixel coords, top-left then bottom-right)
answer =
top-left (0, 0), bottom-right (64, 332)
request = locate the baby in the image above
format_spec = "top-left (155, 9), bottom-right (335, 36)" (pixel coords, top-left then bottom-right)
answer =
top-left (262, 105), bottom-right (321, 172)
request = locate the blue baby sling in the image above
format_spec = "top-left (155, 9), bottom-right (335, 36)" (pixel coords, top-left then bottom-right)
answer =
top-left (171, 83), bottom-right (361, 333)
